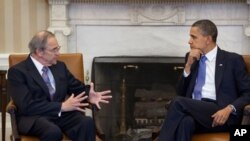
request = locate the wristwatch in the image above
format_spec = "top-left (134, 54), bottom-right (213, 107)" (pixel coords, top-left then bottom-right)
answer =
top-left (228, 104), bottom-right (237, 114)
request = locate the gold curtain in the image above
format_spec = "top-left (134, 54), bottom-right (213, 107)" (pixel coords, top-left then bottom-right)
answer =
top-left (0, 0), bottom-right (49, 53)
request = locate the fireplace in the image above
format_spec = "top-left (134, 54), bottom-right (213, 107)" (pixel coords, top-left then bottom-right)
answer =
top-left (92, 56), bottom-right (184, 141)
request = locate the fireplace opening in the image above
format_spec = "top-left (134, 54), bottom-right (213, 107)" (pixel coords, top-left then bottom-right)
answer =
top-left (92, 56), bottom-right (184, 141)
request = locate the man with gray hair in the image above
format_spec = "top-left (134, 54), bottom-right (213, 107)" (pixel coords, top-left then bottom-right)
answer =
top-left (8, 30), bottom-right (112, 141)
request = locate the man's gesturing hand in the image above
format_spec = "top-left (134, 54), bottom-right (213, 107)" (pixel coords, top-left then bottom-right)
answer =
top-left (61, 92), bottom-right (89, 113)
top-left (88, 82), bottom-right (112, 109)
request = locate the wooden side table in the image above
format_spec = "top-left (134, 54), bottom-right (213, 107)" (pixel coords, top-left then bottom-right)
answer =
top-left (1, 71), bottom-right (7, 141)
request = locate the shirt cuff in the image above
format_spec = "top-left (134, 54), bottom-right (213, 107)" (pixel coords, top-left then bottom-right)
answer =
top-left (228, 104), bottom-right (237, 115)
top-left (183, 70), bottom-right (189, 77)
top-left (58, 111), bottom-right (62, 117)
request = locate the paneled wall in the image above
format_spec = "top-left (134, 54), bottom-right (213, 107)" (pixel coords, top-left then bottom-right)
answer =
top-left (0, 0), bottom-right (49, 53)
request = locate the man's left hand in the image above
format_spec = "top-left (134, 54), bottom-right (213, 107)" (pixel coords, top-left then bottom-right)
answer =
top-left (88, 82), bottom-right (112, 109)
top-left (211, 105), bottom-right (233, 127)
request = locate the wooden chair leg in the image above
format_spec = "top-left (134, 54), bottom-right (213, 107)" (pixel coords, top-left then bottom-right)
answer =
top-left (1, 92), bottom-right (7, 141)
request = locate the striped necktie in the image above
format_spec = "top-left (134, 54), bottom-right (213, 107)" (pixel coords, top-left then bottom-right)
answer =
top-left (42, 67), bottom-right (55, 100)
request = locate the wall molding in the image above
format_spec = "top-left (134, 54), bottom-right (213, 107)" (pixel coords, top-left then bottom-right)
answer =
top-left (70, 0), bottom-right (246, 4)
top-left (0, 54), bottom-right (9, 70)
top-left (48, 0), bottom-right (71, 53)
top-left (49, 0), bottom-right (250, 81)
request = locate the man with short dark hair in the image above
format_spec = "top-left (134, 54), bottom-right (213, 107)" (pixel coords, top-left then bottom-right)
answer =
top-left (158, 19), bottom-right (250, 141)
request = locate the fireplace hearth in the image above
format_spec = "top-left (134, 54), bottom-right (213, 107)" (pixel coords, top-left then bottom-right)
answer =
top-left (92, 56), bottom-right (184, 141)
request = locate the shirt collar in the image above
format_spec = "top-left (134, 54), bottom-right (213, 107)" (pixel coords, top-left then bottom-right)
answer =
top-left (204, 45), bottom-right (218, 62)
top-left (30, 55), bottom-right (44, 74)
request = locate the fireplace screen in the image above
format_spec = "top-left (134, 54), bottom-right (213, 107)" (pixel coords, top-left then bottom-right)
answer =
top-left (92, 56), bottom-right (184, 141)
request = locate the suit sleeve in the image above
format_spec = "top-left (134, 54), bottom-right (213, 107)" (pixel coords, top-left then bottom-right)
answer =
top-left (59, 63), bottom-right (87, 96)
top-left (231, 55), bottom-right (250, 113)
top-left (176, 52), bottom-right (197, 98)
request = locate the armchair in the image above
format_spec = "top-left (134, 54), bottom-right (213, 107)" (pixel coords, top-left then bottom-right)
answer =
top-left (6, 53), bottom-right (102, 141)
top-left (192, 55), bottom-right (250, 141)
top-left (153, 55), bottom-right (250, 141)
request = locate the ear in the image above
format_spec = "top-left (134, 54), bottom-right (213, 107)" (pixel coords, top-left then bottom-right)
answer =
top-left (206, 35), bottom-right (213, 44)
top-left (35, 48), bottom-right (44, 57)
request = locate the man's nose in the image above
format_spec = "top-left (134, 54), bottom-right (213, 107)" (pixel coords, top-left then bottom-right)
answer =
top-left (55, 51), bottom-right (60, 56)
top-left (188, 39), bottom-right (192, 44)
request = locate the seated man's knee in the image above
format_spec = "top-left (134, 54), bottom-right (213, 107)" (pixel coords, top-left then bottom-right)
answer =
top-left (170, 96), bottom-right (186, 106)
top-left (167, 96), bottom-right (191, 112)
top-left (181, 116), bottom-right (195, 126)
top-left (42, 125), bottom-right (63, 141)
top-left (78, 116), bottom-right (95, 130)
top-left (76, 116), bottom-right (96, 139)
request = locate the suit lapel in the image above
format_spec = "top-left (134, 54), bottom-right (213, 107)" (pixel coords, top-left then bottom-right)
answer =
top-left (215, 48), bottom-right (225, 95)
top-left (187, 48), bottom-right (225, 98)
top-left (25, 56), bottom-right (51, 99)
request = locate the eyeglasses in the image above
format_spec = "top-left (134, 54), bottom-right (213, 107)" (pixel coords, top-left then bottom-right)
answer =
top-left (45, 46), bottom-right (61, 53)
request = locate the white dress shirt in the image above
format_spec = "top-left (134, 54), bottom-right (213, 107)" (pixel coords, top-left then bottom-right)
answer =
top-left (184, 46), bottom-right (218, 100)
top-left (30, 56), bottom-right (56, 89)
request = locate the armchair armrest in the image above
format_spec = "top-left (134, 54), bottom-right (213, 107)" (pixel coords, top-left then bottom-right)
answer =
top-left (241, 104), bottom-right (250, 125)
top-left (95, 118), bottom-right (105, 140)
top-left (6, 100), bottom-right (21, 141)
top-left (92, 103), bottom-right (106, 140)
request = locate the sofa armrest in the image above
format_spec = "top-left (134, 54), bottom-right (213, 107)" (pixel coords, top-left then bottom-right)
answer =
top-left (241, 104), bottom-right (250, 125)
top-left (6, 100), bottom-right (21, 141)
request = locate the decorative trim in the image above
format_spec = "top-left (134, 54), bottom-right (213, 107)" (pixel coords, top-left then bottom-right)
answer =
top-left (47, 27), bottom-right (72, 53)
top-left (70, 0), bottom-right (246, 4)
top-left (247, 0), bottom-right (250, 36)
top-left (49, 0), bottom-right (70, 5)
top-left (131, 4), bottom-right (185, 24)
top-left (48, 0), bottom-right (71, 52)
top-left (48, 27), bottom-right (72, 36)
top-left (0, 54), bottom-right (10, 70)
top-left (245, 26), bottom-right (250, 36)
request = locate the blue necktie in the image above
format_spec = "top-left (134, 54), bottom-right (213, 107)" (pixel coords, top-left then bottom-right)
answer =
top-left (42, 67), bottom-right (55, 100)
top-left (193, 56), bottom-right (207, 100)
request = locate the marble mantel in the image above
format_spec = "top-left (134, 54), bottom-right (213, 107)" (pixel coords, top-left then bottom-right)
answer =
top-left (2, 0), bottom-right (250, 76)
top-left (0, 54), bottom-right (9, 70)
top-left (44, 0), bottom-right (250, 81)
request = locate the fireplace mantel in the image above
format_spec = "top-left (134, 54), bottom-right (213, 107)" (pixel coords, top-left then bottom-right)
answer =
top-left (93, 56), bottom-right (184, 64)
top-left (70, 0), bottom-right (246, 4)
top-left (47, 0), bottom-right (250, 82)
top-left (48, 0), bottom-right (250, 51)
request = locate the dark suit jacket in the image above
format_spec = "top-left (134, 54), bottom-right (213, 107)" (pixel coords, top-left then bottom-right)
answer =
top-left (177, 47), bottom-right (250, 122)
top-left (7, 55), bottom-right (86, 133)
